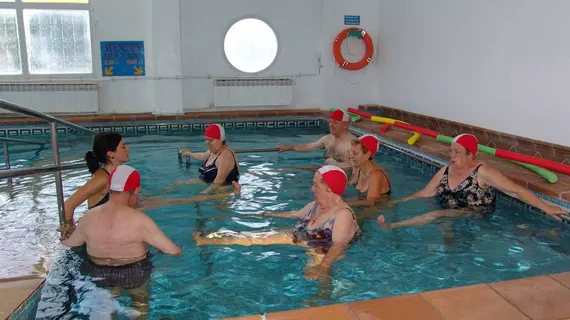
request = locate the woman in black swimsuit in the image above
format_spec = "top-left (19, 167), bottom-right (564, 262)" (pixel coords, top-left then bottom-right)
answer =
top-left (178, 124), bottom-right (240, 195)
top-left (61, 132), bottom-right (130, 230)
top-left (377, 134), bottom-right (568, 229)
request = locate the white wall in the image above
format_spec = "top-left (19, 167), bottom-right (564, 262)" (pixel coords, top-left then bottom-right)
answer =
top-left (322, 0), bottom-right (380, 109)
top-left (1, 0), bottom-right (381, 114)
top-left (180, 0), bottom-right (380, 110)
top-left (376, 0), bottom-right (570, 146)
top-left (92, 0), bottom-right (183, 114)
top-left (180, 0), bottom-right (323, 109)
top-left (90, 0), bottom-right (380, 112)
top-left (92, 0), bottom-right (155, 113)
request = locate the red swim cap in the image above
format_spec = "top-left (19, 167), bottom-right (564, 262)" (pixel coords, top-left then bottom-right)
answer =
top-left (453, 134), bottom-right (478, 155)
top-left (329, 109), bottom-right (349, 122)
top-left (205, 124), bottom-right (225, 141)
top-left (109, 165), bottom-right (141, 192)
top-left (359, 134), bottom-right (380, 157)
top-left (317, 165), bottom-right (348, 195)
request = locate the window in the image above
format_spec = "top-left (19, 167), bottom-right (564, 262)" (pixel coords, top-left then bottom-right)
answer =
top-left (0, 9), bottom-right (21, 74)
top-left (223, 18), bottom-right (278, 73)
top-left (0, 0), bottom-right (91, 76)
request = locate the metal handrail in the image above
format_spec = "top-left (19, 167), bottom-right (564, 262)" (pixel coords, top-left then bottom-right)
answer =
top-left (0, 98), bottom-right (95, 135)
top-left (0, 163), bottom-right (85, 179)
top-left (1, 98), bottom-right (96, 232)
top-left (1, 136), bottom-right (46, 170)
top-left (0, 136), bottom-right (46, 145)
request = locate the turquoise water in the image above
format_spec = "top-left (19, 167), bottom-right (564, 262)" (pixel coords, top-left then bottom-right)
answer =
top-left (1, 127), bottom-right (569, 319)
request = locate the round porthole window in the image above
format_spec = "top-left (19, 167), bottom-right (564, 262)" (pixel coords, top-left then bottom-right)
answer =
top-left (223, 18), bottom-right (278, 73)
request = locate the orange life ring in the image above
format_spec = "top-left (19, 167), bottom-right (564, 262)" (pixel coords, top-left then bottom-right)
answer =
top-left (333, 27), bottom-right (374, 71)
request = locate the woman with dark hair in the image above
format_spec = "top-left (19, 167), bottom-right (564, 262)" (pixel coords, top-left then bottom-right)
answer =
top-left (62, 132), bottom-right (130, 228)
top-left (60, 131), bottom-right (240, 235)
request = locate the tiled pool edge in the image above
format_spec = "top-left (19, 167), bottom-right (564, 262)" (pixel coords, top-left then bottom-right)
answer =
top-left (222, 272), bottom-right (570, 320)
top-left (0, 116), bottom-right (325, 137)
top-left (7, 280), bottom-right (44, 320)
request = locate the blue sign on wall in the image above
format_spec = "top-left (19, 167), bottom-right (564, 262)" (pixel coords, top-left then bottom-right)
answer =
top-left (344, 15), bottom-right (360, 26)
top-left (100, 41), bottom-right (145, 77)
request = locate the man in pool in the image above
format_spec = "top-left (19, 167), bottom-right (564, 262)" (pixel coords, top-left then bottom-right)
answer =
top-left (377, 134), bottom-right (569, 229)
top-left (62, 165), bottom-right (182, 318)
top-left (276, 108), bottom-right (356, 170)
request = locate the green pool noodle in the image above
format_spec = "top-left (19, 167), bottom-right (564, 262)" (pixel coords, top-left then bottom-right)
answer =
top-left (436, 135), bottom-right (558, 183)
top-left (329, 108), bottom-right (362, 122)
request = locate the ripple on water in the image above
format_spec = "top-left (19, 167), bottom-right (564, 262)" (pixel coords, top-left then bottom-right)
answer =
top-left (4, 131), bottom-right (570, 320)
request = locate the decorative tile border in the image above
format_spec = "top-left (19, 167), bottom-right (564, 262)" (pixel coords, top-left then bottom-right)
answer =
top-left (360, 104), bottom-right (570, 167)
top-left (8, 282), bottom-right (44, 320)
top-left (0, 117), bottom-right (325, 138)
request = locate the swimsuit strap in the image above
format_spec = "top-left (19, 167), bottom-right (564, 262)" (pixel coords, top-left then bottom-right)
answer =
top-left (210, 148), bottom-right (236, 165)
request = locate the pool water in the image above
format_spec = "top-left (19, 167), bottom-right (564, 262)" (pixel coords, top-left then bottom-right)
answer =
top-left (1, 126), bottom-right (570, 319)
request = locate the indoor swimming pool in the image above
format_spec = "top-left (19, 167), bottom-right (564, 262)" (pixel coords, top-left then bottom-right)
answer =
top-left (1, 122), bottom-right (569, 319)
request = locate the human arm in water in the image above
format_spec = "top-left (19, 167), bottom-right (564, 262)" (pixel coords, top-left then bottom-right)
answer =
top-left (141, 214), bottom-right (182, 255)
top-left (377, 208), bottom-right (470, 230)
top-left (304, 208), bottom-right (356, 280)
top-left (162, 148), bottom-right (211, 193)
top-left (383, 166), bottom-right (446, 207)
top-left (61, 170), bottom-right (108, 228)
top-left (276, 135), bottom-right (329, 153)
top-left (179, 148), bottom-right (210, 161)
top-left (199, 150), bottom-right (238, 195)
top-left (478, 165), bottom-right (569, 221)
top-left (139, 181), bottom-right (241, 211)
top-left (61, 218), bottom-right (86, 247)
top-left (260, 201), bottom-right (315, 218)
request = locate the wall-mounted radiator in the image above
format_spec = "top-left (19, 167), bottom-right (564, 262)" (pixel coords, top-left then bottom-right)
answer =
top-left (213, 78), bottom-right (293, 108)
top-left (0, 81), bottom-right (100, 114)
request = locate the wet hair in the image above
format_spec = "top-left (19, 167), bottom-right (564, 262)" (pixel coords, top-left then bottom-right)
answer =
top-left (351, 139), bottom-right (373, 160)
top-left (85, 132), bottom-right (123, 174)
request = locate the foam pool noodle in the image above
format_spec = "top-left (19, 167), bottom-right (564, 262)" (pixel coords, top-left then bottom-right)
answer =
top-left (436, 135), bottom-right (558, 184)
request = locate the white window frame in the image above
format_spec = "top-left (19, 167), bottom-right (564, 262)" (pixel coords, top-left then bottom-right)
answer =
top-left (0, 0), bottom-right (94, 80)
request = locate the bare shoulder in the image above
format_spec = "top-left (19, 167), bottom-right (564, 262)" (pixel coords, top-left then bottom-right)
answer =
top-left (477, 161), bottom-right (503, 185)
top-left (91, 169), bottom-right (110, 182)
top-left (321, 134), bottom-right (333, 143)
top-left (371, 162), bottom-right (386, 172)
top-left (478, 161), bottom-right (497, 174)
top-left (335, 204), bottom-right (354, 217)
top-left (128, 206), bottom-right (149, 218)
top-left (83, 169), bottom-right (110, 189)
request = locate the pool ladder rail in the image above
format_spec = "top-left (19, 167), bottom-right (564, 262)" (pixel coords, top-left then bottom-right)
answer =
top-left (0, 98), bottom-right (96, 233)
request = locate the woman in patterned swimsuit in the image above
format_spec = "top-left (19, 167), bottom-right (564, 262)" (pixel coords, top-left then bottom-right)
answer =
top-left (192, 165), bottom-right (359, 280)
top-left (377, 134), bottom-right (568, 229)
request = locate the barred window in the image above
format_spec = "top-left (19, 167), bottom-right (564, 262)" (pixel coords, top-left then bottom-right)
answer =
top-left (0, 0), bottom-right (91, 76)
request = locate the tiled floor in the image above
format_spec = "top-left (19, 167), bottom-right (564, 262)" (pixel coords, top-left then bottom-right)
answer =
top-left (0, 276), bottom-right (44, 319)
top-left (222, 272), bottom-right (570, 320)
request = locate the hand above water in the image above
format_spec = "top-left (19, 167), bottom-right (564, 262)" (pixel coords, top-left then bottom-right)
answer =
top-left (276, 145), bottom-right (292, 153)
top-left (179, 148), bottom-right (191, 157)
top-left (544, 205), bottom-right (569, 221)
top-left (57, 222), bottom-right (76, 240)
